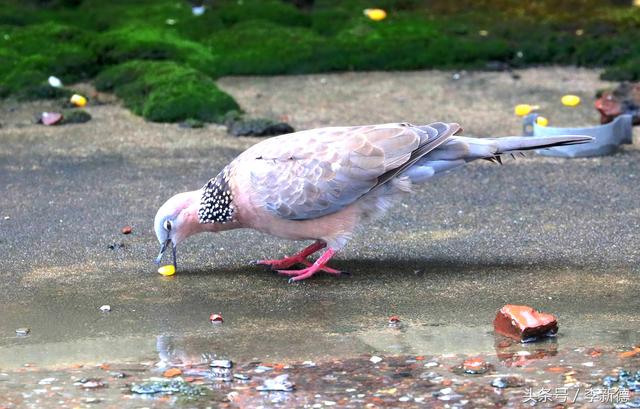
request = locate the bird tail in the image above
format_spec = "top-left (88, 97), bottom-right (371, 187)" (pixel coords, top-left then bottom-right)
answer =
top-left (487, 135), bottom-right (593, 154)
top-left (403, 134), bottom-right (593, 184)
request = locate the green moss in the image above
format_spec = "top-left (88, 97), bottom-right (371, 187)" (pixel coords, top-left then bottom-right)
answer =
top-left (602, 58), bottom-right (640, 82)
top-left (95, 60), bottom-right (239, 123)
top-left (214, 0), bottom-right (311, 28)
top-left (93, 25), bottom-right (219, 75)
top-left (0, 22), bottom-right (96, 97)
top-left (208, 21), bottom-right (323, 75)
top-left (3, 0), bottom-right (640, 119)
top-left (61, 109), bottom-right (91, 124)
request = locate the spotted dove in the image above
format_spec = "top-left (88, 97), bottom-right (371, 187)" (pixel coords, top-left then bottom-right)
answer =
top-left (154, 122), bottom-right (591, 282)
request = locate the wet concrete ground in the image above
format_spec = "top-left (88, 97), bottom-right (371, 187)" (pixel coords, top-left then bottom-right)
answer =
top-left (0, 68), bottom-right (639, 407)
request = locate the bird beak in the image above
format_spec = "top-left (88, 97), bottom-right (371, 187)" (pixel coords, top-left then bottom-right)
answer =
top-left (155, 239), bottom-right (177, 269)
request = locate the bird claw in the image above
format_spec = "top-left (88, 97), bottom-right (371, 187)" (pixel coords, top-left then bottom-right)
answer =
top-left (255, 257), bottom-right (303, 270)
top-left (278, 265), bottom-right (348, 282)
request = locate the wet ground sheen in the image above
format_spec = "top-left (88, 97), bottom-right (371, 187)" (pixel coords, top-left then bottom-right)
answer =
top-left (0, 68), bottom-right (639, 407)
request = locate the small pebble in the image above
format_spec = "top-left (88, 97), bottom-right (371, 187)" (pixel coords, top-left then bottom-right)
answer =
top-left (370, 356), bottom-right (383, 364)
top-left (41, 112), bottom-right (62, 126)
top-left (210, 359), bottom-right (233, 368)
top-left (121, 225), bottom-right (132, 234)
top-left (491, 375), bottom-right (525, 388)
top-left (257, 374), bottom-right (294, 392)
top-left (99, 305), bottom-right (111, 312)
top-left (48, 76), bottom-right (62, 88)
top-left (162, 368), bottom-right (182, 378)
top-left (233, 373), bottom-right (251, 381)
top-left (16, 328), bottom-right (30, 336)
top-left (209, 313), bottom-right (224, 323)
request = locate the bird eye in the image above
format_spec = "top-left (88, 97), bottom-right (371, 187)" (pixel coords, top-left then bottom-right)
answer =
top-left (164, 220), bottom-right (172, 231)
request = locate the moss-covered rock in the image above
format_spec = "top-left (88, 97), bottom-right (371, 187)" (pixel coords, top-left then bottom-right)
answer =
top-left (602, 58), bottom-right (640, 82)
top-left (0, 22), bottom-right (96, 98)
top-left (61, 108), bottom-right (91, 124)
top-left (93, 25), bottom-right (220, 76)
top-left (95, 60), bottom-right (239, 123)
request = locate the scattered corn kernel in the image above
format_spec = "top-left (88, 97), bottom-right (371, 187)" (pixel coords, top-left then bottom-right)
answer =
top-left (70, 94), bottom-right (87, 107)
top-left (536, 116), bottom-right (549, 127)
top-left (514, 104), bottom-right (539, 116)
top-left (364, 8), bottom-right (386, 21)
top-left (158, 264), bottom-right (176, 276)
top-left (561, 95), bottom-right (581, 107)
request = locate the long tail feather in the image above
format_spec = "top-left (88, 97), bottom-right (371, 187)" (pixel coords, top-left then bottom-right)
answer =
top-left (403, 134), bottom-right (593, 184)
top-left (489, 135), bottom-right (593, 154)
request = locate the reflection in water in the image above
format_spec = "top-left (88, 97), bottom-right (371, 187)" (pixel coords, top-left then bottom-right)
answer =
top-left (494, 336), bottom-right (559, 367)
top-left (155, 335), bottom-right (210, 368)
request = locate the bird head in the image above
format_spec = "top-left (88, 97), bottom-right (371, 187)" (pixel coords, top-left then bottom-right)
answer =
top-left (154, 190), bottom-right (200, 268)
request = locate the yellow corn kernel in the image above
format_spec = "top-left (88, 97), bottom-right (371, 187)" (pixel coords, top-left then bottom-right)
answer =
top-left (536, 116), bottom-right (549, 127)
top-left (158, 265), bottom-right (176, 276)
top-left (70, 94), bottom-right (87, 107)
top-left (514, 104), bottom-right (539, 116)
top-left (364, 8), bottom-right (387, 21)
top-left (561, 95), bottom-right (581, 107)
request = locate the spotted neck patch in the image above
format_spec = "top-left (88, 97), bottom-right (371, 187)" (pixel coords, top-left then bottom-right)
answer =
top-left (198, 167), bottom-right (235, 224)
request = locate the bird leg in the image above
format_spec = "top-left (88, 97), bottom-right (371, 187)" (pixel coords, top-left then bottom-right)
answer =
top-left (277, 248), bottom-right (339, 282)
top-left (256, 241), bottom-right (326, 270)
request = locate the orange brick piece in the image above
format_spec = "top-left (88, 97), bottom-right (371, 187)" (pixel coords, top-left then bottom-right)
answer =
top-left (493, 304), bottom-right (558, 342)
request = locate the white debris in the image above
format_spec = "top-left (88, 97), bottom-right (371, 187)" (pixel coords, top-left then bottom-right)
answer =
top-left (369, 356), bottom-right (383, 364)
top-left (192, 5), bottom-right (206, 16)
top-left (256, 374), bottom-right (294, 392)
top-left (48, 76), bottom-right (62, 88)
top-left (99, 305), bottom-right (111, 312)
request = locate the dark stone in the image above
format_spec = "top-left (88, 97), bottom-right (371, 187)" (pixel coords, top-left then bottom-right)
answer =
top-left (493, 305), bottom-right (558, 342)
top-left (60, 109), bottom-right (91, 124)
top-left (227, 118), bottom-right (294, 137)
top-left (491, 375), bottom-right (525, 388)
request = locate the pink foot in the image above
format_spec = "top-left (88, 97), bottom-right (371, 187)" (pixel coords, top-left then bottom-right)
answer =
top-left (277, 248), bottom-right (341, 282)
top-left (256, 255), bottom-right (304, 270)
top-left (256, 241), bottom-right (325, 270)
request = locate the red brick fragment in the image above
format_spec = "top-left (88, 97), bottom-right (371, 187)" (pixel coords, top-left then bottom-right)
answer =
top-left (121, 225), bottom-right (133, 234)
top-left (493, 304), bottom-right (558, 342)
top-left (209, 312), bottom-right (224, 323)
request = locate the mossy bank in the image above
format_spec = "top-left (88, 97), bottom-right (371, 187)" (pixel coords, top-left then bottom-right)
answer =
top-left (2, 0), bottom-right (640, 123)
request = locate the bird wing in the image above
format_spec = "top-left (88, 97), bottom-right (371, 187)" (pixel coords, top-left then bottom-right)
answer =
top-left (239, 122), bottom-right (459, 220)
